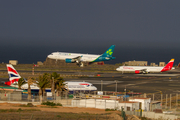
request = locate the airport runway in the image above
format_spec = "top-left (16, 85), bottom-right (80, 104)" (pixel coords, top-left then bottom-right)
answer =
top-left (65, 72), bottom-right (180, 94)
top-left (0, 70), bottom-right (180, 94)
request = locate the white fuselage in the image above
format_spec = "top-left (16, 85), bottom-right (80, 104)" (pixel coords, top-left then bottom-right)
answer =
top-left (10, 82), bottom-right (51, 91)
top-left (48, 52), bottom-right (100, 62)
top-left (65, 81), bottom-right (97, 91)
top-left (116, 66), bottom-right (164, 73)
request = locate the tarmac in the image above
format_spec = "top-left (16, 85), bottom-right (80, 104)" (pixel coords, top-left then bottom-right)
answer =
top-left (0, 68), bottom-right (180, 94)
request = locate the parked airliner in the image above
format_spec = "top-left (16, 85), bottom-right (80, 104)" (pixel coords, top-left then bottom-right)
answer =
top-left (5, 64), bottom-right (47, 92)
top-left (65, 81), bottom-right (97, 94)
top-left (47, 45), bottom-right (115, 67)
top-left (116, 59), bottom-right (175, 74)
top-left (5, 64), bottom-right (97, 93)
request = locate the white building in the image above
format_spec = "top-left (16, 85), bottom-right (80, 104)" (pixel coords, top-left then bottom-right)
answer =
top-left (129, 98), bottom-right (151, 111)
top-left (9, 60), bottom-right (18, 65)
top-left (118, 101), bottom-right (140, 111)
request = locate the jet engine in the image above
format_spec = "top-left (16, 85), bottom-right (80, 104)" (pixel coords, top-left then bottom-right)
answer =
top-left (65, 59), bottom-right (76, 63)
top-left (135, 70), bottom-right (142, 74)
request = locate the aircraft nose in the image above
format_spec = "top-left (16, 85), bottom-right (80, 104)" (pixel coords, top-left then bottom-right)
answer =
top-left (47, 54), bottom-right (52, 58)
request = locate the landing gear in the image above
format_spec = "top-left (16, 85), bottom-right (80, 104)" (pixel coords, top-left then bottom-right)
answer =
top-left (79, 62), bottom-right (84, 67)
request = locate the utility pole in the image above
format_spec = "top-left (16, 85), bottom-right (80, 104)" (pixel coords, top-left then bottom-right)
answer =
top-left (32, 66), bottom-right (34, 75)
top-left (101, 80), bottom-right (103, 91)
top-left (52, 77), bottom-right (55, 100)
top-left (115, 80), bottom-right (117, 93)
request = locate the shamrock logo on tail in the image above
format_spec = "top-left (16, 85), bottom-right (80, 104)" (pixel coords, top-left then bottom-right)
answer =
top-left (106, 49), bottom-right (113, 55)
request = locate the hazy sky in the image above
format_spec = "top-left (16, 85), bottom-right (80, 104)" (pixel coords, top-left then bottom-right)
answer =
top-left (0, 1), bottom-right (180, 64)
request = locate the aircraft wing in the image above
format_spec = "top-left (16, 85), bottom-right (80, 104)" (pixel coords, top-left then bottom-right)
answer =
top-left (72, 56), bottom-right (82, 60)
top-left (139, 69), bottom-right (149, 73)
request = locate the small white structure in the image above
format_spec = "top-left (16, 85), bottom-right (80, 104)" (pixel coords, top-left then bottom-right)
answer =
top-left (71, 99), bottom-right (119, 109)
top-left (129, 97), bottom-right (151, 111)
top-left (118, 101), bottom-right (140, 111)
top-left (9, 60), bottom-right (18, 65)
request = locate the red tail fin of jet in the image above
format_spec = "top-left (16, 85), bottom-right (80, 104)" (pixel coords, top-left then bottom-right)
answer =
top-left (5, 64), bottom-right (21, 86)
top-left (161, 59), bottom-right (175, 72)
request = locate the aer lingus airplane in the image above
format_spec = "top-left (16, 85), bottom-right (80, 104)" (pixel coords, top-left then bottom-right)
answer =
top-left (47, 45), bottom-right (115, 67)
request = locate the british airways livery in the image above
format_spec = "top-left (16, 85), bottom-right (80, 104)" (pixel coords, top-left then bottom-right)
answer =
top-left (5, 64), bottom-right (21, 86)
top-left (5, 64), bottom-right (41, 91)
top-left (5, 64), bottom-right (97, 93)
top-left (47, 45), bottom-right (115, 67)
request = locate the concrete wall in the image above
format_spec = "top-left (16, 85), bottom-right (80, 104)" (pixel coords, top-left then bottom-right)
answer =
top-left (72, 99), bottom-right (119, 109)
top-left (0, 91), bottom-right (22, 101)
top-left (71, 99), bottom-right (178, 119)
top-left (142, 111), bottom-right (177, 120)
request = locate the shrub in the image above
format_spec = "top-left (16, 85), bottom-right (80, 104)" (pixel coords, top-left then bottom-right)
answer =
top-left (17, 108), bottom-right (23, 112)
top-left (105, 109), bottom-right (116, 111)
top-left (56, 103), bottom-right (62, 106)
top-left (41, 101), bottom-right (61, 106)
top-left (27, 103), bottom-right (34, 107)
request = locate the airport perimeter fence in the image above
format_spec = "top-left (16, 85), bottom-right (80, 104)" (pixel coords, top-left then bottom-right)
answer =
top-left (0, 93), bottom-right (73, 105)
top-left (145, 93), bottom-right (180, 110)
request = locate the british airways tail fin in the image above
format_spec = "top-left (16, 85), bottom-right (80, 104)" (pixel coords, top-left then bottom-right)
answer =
top-left (5, 64), bottom-right (21, 86)
top-left (161, 59), bottom-right (175, 72)
top-left (101, 45), bottom-right (115, 57)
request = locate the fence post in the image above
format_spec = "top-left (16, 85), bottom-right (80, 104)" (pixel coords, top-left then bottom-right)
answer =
top-left (166, 94), bottom-right (168, 109)
top-left (153, 94), bottom-right (154, 101)
top-left (144, 93), bottom-right (146, 98)
top-left (114, 100), bottom-right (116, 110)
top-left (161, 94), bottom-right (163, 109)
top-left (66, 91), bottom-right (68, 105)
top-left (170, 94), bottom-right (171, 110)
top-left (176, 93), bottom-right (178, 107)
top-left (95, 99), bottom-right (96, 108)
top-left (105, 99), bottom-right (106, 109)
top-left (85, 98), bottom-right (86, 108)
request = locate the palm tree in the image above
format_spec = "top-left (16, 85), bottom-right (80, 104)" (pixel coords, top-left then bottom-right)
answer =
top-left (27, 77), bottom-right (35, 100)
top-left (37, 73), bottom-right (50, 100)
top-left (18, 78), bottom-right (26, 89)
top-left (55, 78), bottom-right (66, 96)
top-left (50, 72), bottom-right (64, 96)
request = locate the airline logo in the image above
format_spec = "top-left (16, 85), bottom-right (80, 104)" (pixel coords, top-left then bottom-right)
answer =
top-left (123, 66), bottom-right (133, 69)
top-left (79, 83), bottom-right (89, 85)
top-left (161, 59), bottom-right (174, 72)
top-left (5, 64), bottom-right (21, 86)
top-left (106, 49), bottom-right (113, 55)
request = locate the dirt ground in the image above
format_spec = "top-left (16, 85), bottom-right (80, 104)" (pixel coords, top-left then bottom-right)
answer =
top-left (0, 103), bottom-right (113, 114)
top-left (0, 103), bottom-right (141, 120)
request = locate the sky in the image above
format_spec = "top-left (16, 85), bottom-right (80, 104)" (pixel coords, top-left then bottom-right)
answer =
top-left (0, 1), bottom-right (180, 65)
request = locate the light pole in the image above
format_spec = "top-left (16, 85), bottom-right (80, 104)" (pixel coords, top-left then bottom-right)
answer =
top-left (101, 80), bottom-right (103, 91)
top-left (124, 86), bottom-right (126, 111)
top-left (115, 80), bottom-right (117, 93)
top-left (52, 77), bottom-right (55, 99)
